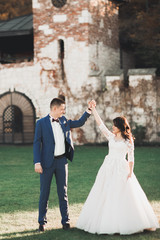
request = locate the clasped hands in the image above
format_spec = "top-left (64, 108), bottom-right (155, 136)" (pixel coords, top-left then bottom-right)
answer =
top-left (88, 100), bottom-right (96, 111)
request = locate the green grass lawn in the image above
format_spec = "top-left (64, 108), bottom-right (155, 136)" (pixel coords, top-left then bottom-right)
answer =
top-left (0, 145), bottom-right (160, 240)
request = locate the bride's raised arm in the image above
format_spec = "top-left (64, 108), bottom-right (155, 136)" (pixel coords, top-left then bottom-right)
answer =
top-left (91, 105), bottom-right (114, 140)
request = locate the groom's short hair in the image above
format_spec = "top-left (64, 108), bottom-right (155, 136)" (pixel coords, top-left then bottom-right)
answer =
top-left (50, 98), bottom-right (65, 109)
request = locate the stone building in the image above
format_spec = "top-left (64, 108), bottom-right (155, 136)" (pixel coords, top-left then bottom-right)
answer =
top-left (0, 0), bottom-right (159, 144)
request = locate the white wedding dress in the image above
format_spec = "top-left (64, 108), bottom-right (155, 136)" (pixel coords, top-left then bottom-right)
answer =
top-left (76, 122), bottom-right (159, 235)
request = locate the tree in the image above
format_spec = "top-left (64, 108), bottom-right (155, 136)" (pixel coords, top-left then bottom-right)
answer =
top-left (119, 0), bottom-right (160, 74)
top-left (0, 0), bottom-right (32, 21)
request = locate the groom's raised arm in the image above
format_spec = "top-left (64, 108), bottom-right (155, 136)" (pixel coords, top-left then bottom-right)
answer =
top-left (68, 110), bottom-right (91, 129)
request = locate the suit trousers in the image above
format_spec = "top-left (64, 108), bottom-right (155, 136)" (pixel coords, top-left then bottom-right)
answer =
top-left (38, 156), bottom-right (69, 225)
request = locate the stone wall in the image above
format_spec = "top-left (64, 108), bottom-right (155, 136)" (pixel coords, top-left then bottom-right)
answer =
top-left (0, 64), bottom-right (159, 144)
top-left (88, 0), bottom-right (120, 74)
top-left (81, 68), bottom-right (160, 144)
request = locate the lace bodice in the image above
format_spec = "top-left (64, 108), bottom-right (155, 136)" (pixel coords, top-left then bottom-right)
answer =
top-left (99, 122), bottom-right (134, 163)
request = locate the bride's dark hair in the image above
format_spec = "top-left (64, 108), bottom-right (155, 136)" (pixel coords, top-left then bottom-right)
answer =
top-left (113, 117), bottom-right (134, 142)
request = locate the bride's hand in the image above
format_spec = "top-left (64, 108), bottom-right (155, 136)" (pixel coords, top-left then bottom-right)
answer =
top-left (127, 173), bottom-right (132, 180)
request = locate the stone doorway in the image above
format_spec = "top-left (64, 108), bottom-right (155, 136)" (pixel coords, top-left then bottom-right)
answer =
top-left (0, 91), bottom-right (36, 144)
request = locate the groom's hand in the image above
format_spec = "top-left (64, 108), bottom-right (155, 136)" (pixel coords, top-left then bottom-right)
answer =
top-left (88, 101), bottom-right (92, 110)
top-left (87, 101), bottom-right (92, 114)
top-left (35, 163), bottom-right (43, 174)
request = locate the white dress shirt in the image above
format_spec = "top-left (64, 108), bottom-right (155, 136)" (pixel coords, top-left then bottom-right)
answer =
top-left (50, 117), bottom-right (65, 156)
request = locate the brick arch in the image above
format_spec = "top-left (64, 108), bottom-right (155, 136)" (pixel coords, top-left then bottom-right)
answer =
top-left (0, 91), bottom-right (36, 144)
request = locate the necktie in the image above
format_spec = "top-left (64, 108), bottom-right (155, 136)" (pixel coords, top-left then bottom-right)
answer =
top-left (52, 118), bottom-right (59, 123)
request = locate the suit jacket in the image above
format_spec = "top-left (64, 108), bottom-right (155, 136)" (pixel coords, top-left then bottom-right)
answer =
top-left (33, 111), bottom-right (90, 168)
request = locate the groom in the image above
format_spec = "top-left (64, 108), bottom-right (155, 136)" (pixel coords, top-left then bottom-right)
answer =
top-left (33, 97), bottom-right (91, 231)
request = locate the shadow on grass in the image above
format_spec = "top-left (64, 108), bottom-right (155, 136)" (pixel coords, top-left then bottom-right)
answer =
top-left (1, 227), bottom-right (160, 240)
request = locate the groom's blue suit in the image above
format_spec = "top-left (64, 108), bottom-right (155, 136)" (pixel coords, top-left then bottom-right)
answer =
top-left (33, 111), bottom-right (90, 225)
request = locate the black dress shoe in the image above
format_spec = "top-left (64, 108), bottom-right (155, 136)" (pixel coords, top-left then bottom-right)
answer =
top-left (39, 224), bottom-right (45, 232)
top-left (63, 223), bottom-right (70, 230)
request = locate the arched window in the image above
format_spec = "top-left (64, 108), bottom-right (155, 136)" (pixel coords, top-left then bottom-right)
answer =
top-left (58, 39), bottom-right (64, 60)
top-left (0, 91), bottom-right (35, 144)
top-left (3, 105), bottom-right (23, 134)
top-left (96, 40), bottom-right (99, 59)
top-left (58, 39), bottom-right (65, 80)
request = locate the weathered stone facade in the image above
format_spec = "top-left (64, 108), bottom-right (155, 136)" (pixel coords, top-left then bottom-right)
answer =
top-left (101, 69), bottom-right (160, 144)
top-left (0, 0), bottom-right (159, 144)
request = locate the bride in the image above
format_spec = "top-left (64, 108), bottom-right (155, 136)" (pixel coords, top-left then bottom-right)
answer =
top-left (76, 100), bottom-right (159, 235)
